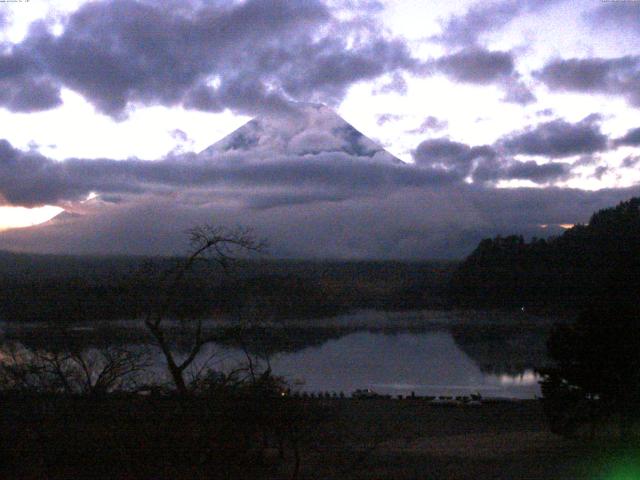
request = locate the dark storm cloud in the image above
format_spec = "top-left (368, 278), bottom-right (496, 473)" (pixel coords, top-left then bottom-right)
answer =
top-left (2, 180), bottom-right (639, 260)
top-left (432, 48), bottom-right (514, 84)
top-left (335, 0), bottom-right (384, 12)
top-left (0, 76), bottom-right (62, 112)
top-left (3, 0), bottom-right (539, 116)
top-left (413, 136), bottom-right (576, 185)
top-left (2, 0), bottom-right (546, 115)
top-left (170, 129), bottom-right (189, 143)
top-left (424, 47), bottom-right (535, 105)
top-left (501, 77), bottom-right (536, 105)
top-left (245, 191), bottom-right (350, 210)
top-left (592, 165), bottom-right (609, 180)
top-left (374, 72), bottom-right (408, 95)
top-left (613, 127), bottom-right (640, 147)
top-left (473, 156), bottom-right (571, 185)
top-left (413, 138), bottom-right (495, 181)
top-left (26, 0), bottom-right (330, 116)
top-left (0, 50), bottom-right (31, 79)
top-left (536, 56), bottom-right (637, 91)
top-left (0, 140), bottom-right (149, 206)
top-left (573, 155), bottom-right (598, 167)
top-left (622, 155), bottom-right (640, 169)
top-left (2, 0), bottom-right (417, 117)
top-left (535, 56), bottom-right (640, 106)
top-left (502, 160), bottom-right (570, 182)
top-left (183, 77), bottom-right (306, 116)
top-left (498, 114), bottom-right (608, 158)
top-left (585, 3), bottom-right (640, 36)
top-left (407, 116), bottom-right (448, 134)
top-left (1, 93), bottom-right (635, 260)
top-left (0, 138), bottom-right (461, 207)
top-left (435, 1), bottom-right (521, 46)
top-left (376, 113), bottom-right (403, 125)
top-left (277, 37), bottom-right (416, 103)
top-left (2, 103), bottom-right (617, 209)
top-left (409, 113), bottom-right (624, 184)
top-left (434, 0), bottom-right (563, 47)
top-left (0, 48), bottom-right (62, 112)
top-left (2, 130), bottom-right (574, 210)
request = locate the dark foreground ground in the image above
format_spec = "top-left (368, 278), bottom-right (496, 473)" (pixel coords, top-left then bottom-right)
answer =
top-left (298, 399), bottom-right (638, 480)
top-left (1, 395), bottom-right (637, 479)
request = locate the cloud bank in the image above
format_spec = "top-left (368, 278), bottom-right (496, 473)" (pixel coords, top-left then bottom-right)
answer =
top-left (0, 0), bottom-right (420, 117)
top-left (1, 104), bottom-right (637, 259)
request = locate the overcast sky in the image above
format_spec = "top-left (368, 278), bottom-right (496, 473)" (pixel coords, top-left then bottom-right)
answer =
top-left (1, 0), bottom-right (639, 259)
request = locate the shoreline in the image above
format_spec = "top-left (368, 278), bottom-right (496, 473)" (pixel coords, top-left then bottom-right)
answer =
top-left (0, 307), bottom-right (565, 330)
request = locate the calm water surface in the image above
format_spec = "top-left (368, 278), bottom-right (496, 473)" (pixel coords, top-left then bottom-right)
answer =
top-left (2, 311), bottom-right (549, 398)
top-left (184, 329), bottom-right (542, 399)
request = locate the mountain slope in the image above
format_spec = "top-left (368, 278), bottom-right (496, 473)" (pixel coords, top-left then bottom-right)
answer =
top-left (200, 102), bottom-right (403, 164)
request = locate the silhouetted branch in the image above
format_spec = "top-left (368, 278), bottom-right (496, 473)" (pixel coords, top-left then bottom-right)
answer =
top-left (143, 223), bottom-right (267, 395)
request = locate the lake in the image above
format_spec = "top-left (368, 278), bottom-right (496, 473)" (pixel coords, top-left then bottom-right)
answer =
top-left (1, 310), bottom-right (554, 399)
top-left (171, 329), bottom-right (542, 399)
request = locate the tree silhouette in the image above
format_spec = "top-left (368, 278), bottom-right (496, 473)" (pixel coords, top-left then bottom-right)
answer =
top-left (450, 197), bottom-right (640, 310)
top-left (541, 292), bottom-right (640, 440)
top-left (144, 225), bottom-right (266, 395)
top-left (0, 338), bottom-right (149, 395)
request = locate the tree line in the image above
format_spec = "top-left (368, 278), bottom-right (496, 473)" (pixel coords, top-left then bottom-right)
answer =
top-left (450, 197), bottom-right (640, 441)
top-left (449, 197), bottom-right (640, 311)
top-left (0, 253), bottom-right (454, 324)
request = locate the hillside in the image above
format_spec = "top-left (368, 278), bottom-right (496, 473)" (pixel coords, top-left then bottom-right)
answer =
top-left (0, 252), bottom-right (455, 323)
top-left (449, 197), bottom-right (640, 310)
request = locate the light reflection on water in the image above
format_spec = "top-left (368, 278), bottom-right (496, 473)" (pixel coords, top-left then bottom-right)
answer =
top-left (1, 325), bottom-right (544, 399)
top-left (182, 330), bottom-right (542, 399)
top-left (270, 331), bottom-right (541, 399)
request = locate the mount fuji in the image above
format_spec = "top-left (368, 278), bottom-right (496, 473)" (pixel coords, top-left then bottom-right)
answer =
top-left (0, 103), bottom-right (492, 259)
top-left (200, 103), bottom-right (403, 165)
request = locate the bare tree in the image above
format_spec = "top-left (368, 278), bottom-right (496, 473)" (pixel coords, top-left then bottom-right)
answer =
top-left (144, 225), bottom-right (266, 395)
top-left (0, 340), bottom-right (150, 395)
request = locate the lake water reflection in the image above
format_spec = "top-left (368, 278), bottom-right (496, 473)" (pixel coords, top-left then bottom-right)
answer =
top-left (272, 331), bottom-right (541, 398)
top-left (2, 311), bottom-right (550, 399)
top-left (195, 330), bottom-right (542, 399)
